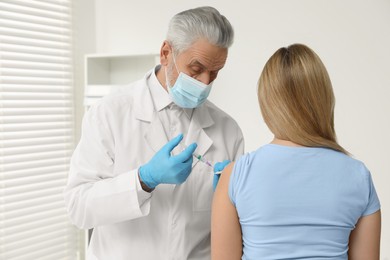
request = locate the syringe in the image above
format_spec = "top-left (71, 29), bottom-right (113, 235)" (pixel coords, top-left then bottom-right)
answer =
top-left (192, 151), bottom-right (213, 168)
top-left (181, 144), bottom-right (221, 174)
top-left (192, 152), bottom-right (223, 175)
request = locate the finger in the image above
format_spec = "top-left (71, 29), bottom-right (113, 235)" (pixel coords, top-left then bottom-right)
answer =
top-left (162, 133), bottom-right (183, 153)
top-left (213, 174), bottom-right (220, 191)
top-left (214, 159), bottom-right (231, 173)
top-left (182, 154), bottom-right (194, 164)
top-left (173, 143), bottom-right (197, 162)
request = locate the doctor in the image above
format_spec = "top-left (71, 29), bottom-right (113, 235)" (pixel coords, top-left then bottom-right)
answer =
top-left (64, 6), bottom-right (244, 260)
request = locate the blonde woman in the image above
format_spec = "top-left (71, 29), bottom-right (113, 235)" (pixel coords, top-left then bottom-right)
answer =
top-left (211, 44), bottom-right (381, 260)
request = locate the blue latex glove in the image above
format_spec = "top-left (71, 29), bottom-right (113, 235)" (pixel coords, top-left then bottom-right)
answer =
top-left (139, 134), bottom-right (197, 189)
top-left (213, 159), bottom-right (231, 191)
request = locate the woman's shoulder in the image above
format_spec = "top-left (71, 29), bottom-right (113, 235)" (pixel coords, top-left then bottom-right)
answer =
top-left (229, 146), bottom-right (268, 182)
top-left (236, 145), bottom-right (268, 161)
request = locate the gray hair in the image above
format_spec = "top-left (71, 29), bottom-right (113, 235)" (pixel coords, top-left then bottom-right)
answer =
top-left (166, 6), bottom-right (234, 54)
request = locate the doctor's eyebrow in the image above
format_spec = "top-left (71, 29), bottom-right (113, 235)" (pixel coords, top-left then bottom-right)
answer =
top-left (189, 60), bottom-right (207, 70)
top-left (189, 60), bottom-right (224, 71)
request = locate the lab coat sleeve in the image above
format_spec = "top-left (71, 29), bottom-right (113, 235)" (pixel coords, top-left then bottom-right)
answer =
top-left (63, 104), bottom-right (151, 229)
top-left (233, 126), bottom-right (245, 160)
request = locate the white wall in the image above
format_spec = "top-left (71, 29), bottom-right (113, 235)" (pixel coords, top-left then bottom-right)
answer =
top-left (72, 0), bottom-right (97, 252)
top-left (73, 0), bottom-right (96, 139)
top-left (77, 0), bottom-right (390, 258)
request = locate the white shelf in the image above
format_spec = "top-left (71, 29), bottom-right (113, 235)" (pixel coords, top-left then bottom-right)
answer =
top-left (84, 53), bottom-right (159, 107)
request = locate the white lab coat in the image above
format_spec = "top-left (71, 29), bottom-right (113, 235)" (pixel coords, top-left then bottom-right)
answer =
top-left (64, 68), bottom-right (244, 260)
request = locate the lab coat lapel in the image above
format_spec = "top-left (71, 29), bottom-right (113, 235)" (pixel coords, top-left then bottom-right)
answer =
top-left (185, 104), bottom-right (214, 168)
top-left (145, 114), bottom-right (169, 153)
top-left (134, 73), bottom-right (169, 153)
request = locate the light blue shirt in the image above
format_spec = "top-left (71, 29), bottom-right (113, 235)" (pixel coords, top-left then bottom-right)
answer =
top-left (229, 144), bottom-right (380, 260)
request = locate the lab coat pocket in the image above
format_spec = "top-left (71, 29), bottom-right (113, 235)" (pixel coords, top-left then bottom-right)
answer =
top-left (192, 163), bottom-right (214, 212)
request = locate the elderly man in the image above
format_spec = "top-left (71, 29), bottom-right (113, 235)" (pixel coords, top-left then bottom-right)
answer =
top-left (64, 6), bottom-right (244, 260)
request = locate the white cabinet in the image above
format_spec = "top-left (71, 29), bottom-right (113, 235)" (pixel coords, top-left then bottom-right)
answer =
top-left (84, 53), bottom-right (159, 107)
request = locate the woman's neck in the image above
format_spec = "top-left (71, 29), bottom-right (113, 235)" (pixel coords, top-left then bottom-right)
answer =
top-left (271, 138), bottom-right (304, 147)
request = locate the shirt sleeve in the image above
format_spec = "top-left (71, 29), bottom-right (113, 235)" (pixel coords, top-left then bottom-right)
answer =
top-left (63, 102), bottom-right (151, 229)
top-left (228, 124), bottom-right (245, 206)
top-left (362, 169), bottom-right (381, 216)
top-left (228, 153), bottom-right (248, 206)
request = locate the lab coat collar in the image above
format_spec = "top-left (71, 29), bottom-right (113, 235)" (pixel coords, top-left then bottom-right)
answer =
top-left (168, 103), bottom-right (194, 120)
top-left (148, 65), bottom-right (172, 112)
top-left (190, 102), bottom-right (214, 129)
top-left (134, 68), bottom-right (169, 153)
top-left (183, 107), bottom-right (194, 120)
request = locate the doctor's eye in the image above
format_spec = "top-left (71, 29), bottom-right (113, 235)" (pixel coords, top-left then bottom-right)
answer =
top-left (190, 66), bottom-right (203, 74)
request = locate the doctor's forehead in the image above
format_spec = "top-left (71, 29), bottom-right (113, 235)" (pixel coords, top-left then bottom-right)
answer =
top-left (180, 39), bottom-right (228, 69)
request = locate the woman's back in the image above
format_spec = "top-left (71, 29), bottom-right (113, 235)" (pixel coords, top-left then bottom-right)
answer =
top-left (229, 144), bottom-right (380, 259)
top-left (211, 44), bottom-right (381, 260)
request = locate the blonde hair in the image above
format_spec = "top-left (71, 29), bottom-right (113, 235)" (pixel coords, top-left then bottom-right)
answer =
top-left (258, 44), bottom-right (348, 154)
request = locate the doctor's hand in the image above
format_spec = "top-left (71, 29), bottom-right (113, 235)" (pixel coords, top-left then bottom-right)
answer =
top-left (139, 134), bottom-right (197, 190)
top-left (213, 160), bottom-right (231, 192)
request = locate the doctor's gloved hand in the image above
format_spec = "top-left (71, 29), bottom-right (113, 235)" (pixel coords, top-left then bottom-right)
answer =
top-left (213, 160), bottom-right (231, 192)
top-left (139, 134), bottom-right (197, 190)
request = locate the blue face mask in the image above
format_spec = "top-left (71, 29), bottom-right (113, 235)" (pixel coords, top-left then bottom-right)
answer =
top-left (166, 56), bottom-right (213, 108)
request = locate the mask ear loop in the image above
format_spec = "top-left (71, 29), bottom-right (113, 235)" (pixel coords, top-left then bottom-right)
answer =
top-left (170, 47), bottom-right (180, 74)
top-left (166, 46), bottom-right (181, 90)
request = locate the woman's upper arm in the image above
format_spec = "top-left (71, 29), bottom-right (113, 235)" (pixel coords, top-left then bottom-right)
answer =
top-left (211, 162), bottom-right (242, 260)
top-left (348, 210), bottom-right (381, 260)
